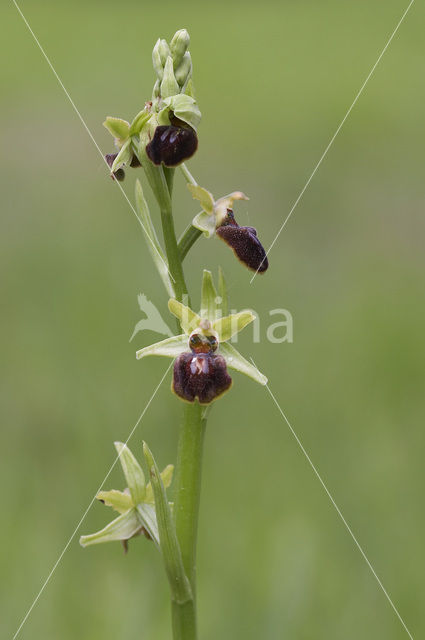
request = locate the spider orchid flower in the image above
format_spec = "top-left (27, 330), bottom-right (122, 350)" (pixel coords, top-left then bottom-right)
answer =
top-left (188, 185), bottom-right (268, 273)
top-left (136, 270), bottom-right (267, 405)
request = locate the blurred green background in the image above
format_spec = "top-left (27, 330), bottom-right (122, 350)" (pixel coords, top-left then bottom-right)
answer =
top-left (2, 1), bottom-right (424, 638)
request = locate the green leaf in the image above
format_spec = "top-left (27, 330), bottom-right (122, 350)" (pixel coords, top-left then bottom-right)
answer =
top-left (136, 334), bottom-right (187, 360)
top-left (162, 94), bottom-right (201, 131)
top-left (103, 116), bottom-right (130, 143)
top-left (97, 489), bottom-right (133, 514)
top-left (135, 179), bottom-right (174, 297)
top-left (111, 138), bottom-right (132, 172)
top-left (168, 299), bottom-right (200, 334)
top-left (201, 270), bottom-right (218, 319)
top-left (143, 443), bottom-right (192, 605)
top-left (219, 342), bottom-right (268, 385)
top-left (187, 184), bottom-right (214, 214)
top-left (217, 267), bottom-right (228, 316)
top-left (79, 509), bottom-right (140, 547)
top-left (213, 311), bottom-right (255, 342)
top-left (192, 210), bottom-right (216, 238)
top-left (114, 442), bottom-right (146, 505)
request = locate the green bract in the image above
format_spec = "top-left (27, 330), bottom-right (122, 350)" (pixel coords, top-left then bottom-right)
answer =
top-left (136, 270), bottom-right (267, 387)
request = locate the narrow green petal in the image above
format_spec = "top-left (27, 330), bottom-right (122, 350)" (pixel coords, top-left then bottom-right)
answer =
top-left (136, 334), bottom-right (187, 360)
top-left (97, 489), bottom-right (133, 514)
top-left (201, 270), bottom-right (218, 319)
top-left (217, 267), bottom-right (228, 316)
top-left (114, 442), bottom-right (146, 505)
top-left (213, 311), bottom-right (255, 342)
top-left (168, 299), bottom-right (200, 334)
top-left (79, 509), bottom-right (140, 547)
top-left (187, 184), bottom-right (214, 214)
top-left (219, 342), bottom-right (267, 385)
top-left (103, 116), bottom-right (130, 143)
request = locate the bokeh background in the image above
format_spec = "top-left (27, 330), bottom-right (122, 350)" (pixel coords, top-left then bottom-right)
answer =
top-left (2, 1), bottom-right (424, 638)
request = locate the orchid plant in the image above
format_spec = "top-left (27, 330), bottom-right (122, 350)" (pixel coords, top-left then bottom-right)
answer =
top-left (81, 28), bottom-right (269, 640)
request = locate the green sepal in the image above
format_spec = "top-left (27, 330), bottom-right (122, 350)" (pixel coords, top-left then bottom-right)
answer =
top-left (187, 184), bottom-right (214, 214)
top-left (168, 299), bottom-right (201, 334)
top-left (114, 442), bottom-right (146, 505)
top-left (111, 138), bottom-right (132, 172)
top-left (192, 210), bottom-right (216, 238)
top-left (103, 117), bottom-right (130, 144)
top-left (96, 489), bottom-right (133, 514)
top-left (201, 270), bottom-right (218, 319)
top-left (136, 334), bottom-right (187, 360)
top-left (136, 503), bottom-right (160, 546)
top-left (217, 267), bottom-right (228, 316)
top-left (213, 311), bottom-right (256, 342)
top-left (143, 443), bottom-right (192, 605)
top-left (162, 95), bottom-right (201, 131)
top-left (79, 508), bottom-right (141, 547)
top-left (219, 342), bottom-right (268, 385)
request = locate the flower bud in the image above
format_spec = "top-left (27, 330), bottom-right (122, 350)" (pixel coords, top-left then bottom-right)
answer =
top-left (216, 212), bottom-right (269, 273)
top-left (170, 29), bottom-right (190, 68)
top-left (146, 124), bottom-right (198, 167)
top-left (160, 56), bottom-right (180, 99)
top-left (175, 52), bottom-right (192, 88)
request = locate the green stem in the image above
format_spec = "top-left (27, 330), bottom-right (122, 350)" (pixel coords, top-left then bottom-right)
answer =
top-left (178, 224), bottom-right (203, 261)
top-left (171, 600), bottom-right (197, 640)
top-left (174, 402), bottom-right (208, 590)
top-left (140, 155), bottom-right (188, 302)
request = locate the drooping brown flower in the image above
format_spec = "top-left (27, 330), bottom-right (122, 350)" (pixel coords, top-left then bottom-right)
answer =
top-left (216, 210), bottom-right (268, 273)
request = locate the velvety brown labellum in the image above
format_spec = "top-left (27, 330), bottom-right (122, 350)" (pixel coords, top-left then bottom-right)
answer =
top-left (146, 125), bottom-right (198, 167)
top-left (173, 352), bottom-right (232, 404)
top-left (216, 222), bottom-right (269, 273)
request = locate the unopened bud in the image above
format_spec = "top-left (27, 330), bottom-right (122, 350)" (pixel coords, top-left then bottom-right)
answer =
top-left (175, 52), bottom-right (192, 88)
top-left (170, 29), bottom-right (190, 68)
top-left (160, 56), bottom-right (180, 99)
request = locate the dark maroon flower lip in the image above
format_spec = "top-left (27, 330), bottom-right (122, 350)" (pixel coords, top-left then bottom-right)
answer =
top-left (172, 351), bottom-right (232, 404)
top-left (216, 211), bottom-right (269, 273)
top-left (146, 124), bottom-right (198, 167)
